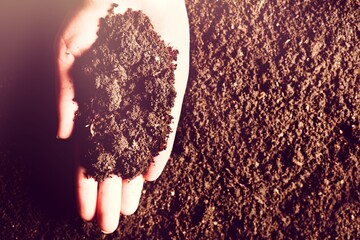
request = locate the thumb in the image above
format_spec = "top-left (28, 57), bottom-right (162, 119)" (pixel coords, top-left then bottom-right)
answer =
top-left (56, 38), bottom-right (78, 139)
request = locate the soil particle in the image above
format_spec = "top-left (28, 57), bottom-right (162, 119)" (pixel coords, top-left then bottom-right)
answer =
top-left (72, 8), bottom-right (178, 180)
top-left (0, 0), bottom-right (359, 239)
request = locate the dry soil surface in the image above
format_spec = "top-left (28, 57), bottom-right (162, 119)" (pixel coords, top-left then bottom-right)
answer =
top-left (0, 0), bottom-right (359, 239)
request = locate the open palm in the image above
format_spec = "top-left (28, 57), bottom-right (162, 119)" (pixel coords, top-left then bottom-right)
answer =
top-left (56, 0), bottom-right (189, 234)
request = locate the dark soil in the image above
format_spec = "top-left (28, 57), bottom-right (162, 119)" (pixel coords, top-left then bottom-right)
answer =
top-left (0, 0), bottom-right (359, 239)
top-left (73, 8), bottom-right (178, 180)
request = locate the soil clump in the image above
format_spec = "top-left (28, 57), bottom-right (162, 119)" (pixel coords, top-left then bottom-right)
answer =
top-left (72, 8), bottom-right (178, 180)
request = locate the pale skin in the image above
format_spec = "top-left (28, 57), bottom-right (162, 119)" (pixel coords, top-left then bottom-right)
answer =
top-left (56, 0), bottom-right (189, 234)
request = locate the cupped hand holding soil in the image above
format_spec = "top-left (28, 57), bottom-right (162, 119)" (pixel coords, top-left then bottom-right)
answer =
top-left (56, 0), bottom-right (189, 234)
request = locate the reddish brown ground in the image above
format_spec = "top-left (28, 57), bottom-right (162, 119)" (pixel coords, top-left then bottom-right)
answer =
top-left (0, 0), bottom-right (359, 239)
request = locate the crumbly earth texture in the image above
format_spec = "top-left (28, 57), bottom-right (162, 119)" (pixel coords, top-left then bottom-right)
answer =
top-left (72, 9), bottom-right (178, 180)
top-left (0, 0), bottom-right (359, 239)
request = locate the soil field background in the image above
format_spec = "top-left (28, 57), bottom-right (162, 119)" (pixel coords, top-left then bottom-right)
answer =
top-left (0, 0), bottom-right (359, 239)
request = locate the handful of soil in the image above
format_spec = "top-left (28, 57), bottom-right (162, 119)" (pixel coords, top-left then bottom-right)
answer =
top-left (72, 8), bottom-right (178, 181)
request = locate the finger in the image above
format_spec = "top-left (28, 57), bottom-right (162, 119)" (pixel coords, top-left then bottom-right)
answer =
top-left (97, 175), bottom-right (122, 234)
top-left (56, 38), bottom-right (78, 139)
top-left (76, 166), bottom-right (98, 221)
top-left (120, 174), bottom-right (144, 215)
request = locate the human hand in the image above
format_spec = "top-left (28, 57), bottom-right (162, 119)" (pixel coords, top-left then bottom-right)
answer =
top-left (56, 0), bottom-right (189, 234)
